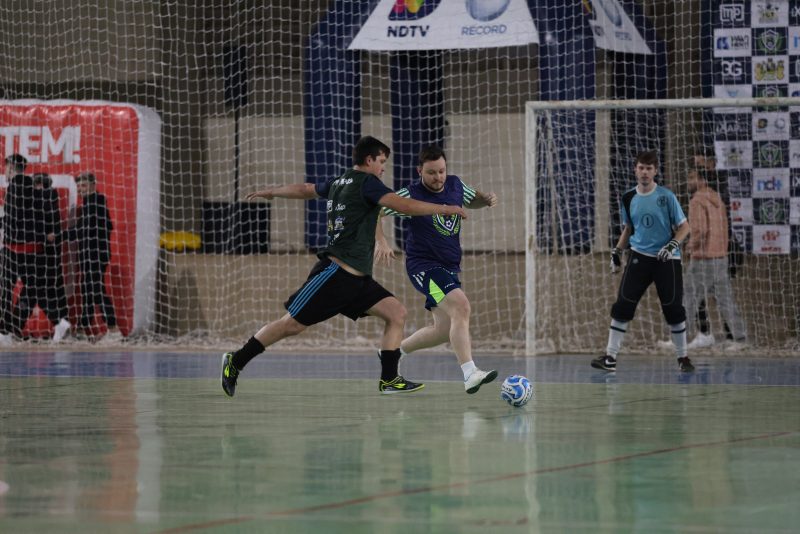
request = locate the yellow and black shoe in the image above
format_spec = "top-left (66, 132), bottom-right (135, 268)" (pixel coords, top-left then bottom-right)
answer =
top-left (221, 352), bottom-right (240, 397)
top-left (379, 375), bottom-right (424, 395)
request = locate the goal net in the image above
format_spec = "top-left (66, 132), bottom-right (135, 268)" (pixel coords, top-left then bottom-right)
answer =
top-left (4, 2), bottom-right (797, 355)
top-left (526, 97), bottom-right (800, 356)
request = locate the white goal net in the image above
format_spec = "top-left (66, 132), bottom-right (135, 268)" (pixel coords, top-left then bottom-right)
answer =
top-left (3, 1), bottom-right (798, 355)
top-left (526, 97), bottom-right (800, 356)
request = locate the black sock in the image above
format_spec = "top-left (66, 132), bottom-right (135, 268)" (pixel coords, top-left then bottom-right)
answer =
top-left (231, 337), bottom-right (265, 370)
top-left (379, 349), bottom-right (401, 381)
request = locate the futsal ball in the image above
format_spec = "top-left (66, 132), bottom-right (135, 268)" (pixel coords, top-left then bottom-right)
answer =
top-left (500, 374), bottom-right (533, 407)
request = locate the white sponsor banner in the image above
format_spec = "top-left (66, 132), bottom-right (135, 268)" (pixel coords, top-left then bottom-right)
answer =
top-left (790, 139), bottom-right (800, 168)
top-left (713, 85), bottom-right (752, 113)
top-left (752, 55), bottom-right (789, 85)
top-left (349, 0), bottom-right (538, 51)
top-left (752, 168), bottom-right (790, 198)
top-left (715, 140), bottom-right (753, 169)
top-left (752, 224), bottom-right (790, 254)
top-left (587, 0), bottom-right (651, 55)
top-left (752, 1), bottom-right (789, 28)
top-left (752, 111), bottom-right (790, 140)
top-left (730, 197), bottom-right (754, 223)
top-left (791, 197), bottom-right (800, 224)
top-left (714, 28), bottom-right (752, 57)
top-left (790, 26), bottom-right (800, 53)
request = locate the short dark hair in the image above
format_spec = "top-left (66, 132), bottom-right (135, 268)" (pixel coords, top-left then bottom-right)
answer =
top-left (418, 144), bottom-right (446, 166)
top-left (32, 173), bottom-right (52, 189)
top-left (635, 150), bottom-right (659, 167)
top-left (352, 136), bottom-right (390, 166)
top-left (75, 172), bottom-right (97, 184)
top-left (5, 153), bottom-right (27, 173)
top-left (695, 168), bottom-right (719, 187)
top-left (697, 145), bottom-right (716, 159)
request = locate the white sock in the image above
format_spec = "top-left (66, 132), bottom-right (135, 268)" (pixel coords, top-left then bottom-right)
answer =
top-left (670, 321), bottom-right (687, 358)
top-left (461, 360), bottom-right (476, 381)
top-left (607, 319), bottom-right (628, 358)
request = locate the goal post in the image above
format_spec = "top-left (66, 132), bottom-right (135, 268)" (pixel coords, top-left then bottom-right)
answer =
top-left (525, 97), bottom-right (800, 356)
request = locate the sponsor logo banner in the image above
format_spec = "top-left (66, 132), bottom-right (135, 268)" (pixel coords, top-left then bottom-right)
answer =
top-left (725, 169), bottom-right (753, 198)
top-left (715, 140), bottom-right (753, 169)
top-left (752, 55), bottom-right (789, 84)
top-left (349, 0), bottom-right (538, 50)
top-left (752, 1), bottom-right (789, 28)
top-left (714, 28), bottom-right (752, 57)
top-left (719, 3), bottom-right (748, 26)
top-left (752, 168), bottom-right (790, 197)
top-left (715, 113), bottom-right (752, 139)
top-left (731, 197), bottom-right (754, 223)
top-left (586, 0), bottom-right (652, 55)
top-left (753, 198), bottom-right (789, 223)
top-left (752, 111), bottom-right (790, 140)
top-left (752, 224), bottom-right (791, 253)
top-left (791, 197), bottom-right (800, 224)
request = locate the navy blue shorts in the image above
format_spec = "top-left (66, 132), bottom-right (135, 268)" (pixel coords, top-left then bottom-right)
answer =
top-left (408, 267), bottom-right (461, 311)
top-left (284, 258), bottom-right (393, 326)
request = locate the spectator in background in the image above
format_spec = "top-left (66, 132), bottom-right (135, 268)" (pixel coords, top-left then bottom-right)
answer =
top-left (687, 148), bottom-right (737, 348)
top-left (67, 172), bottom-right (119, 340)
top-left (31, 173), bottom-right (72, 342)
top-left (683, 168), bottom-right (747, 349)
top-left (0, 154), bottom-right (44, 344)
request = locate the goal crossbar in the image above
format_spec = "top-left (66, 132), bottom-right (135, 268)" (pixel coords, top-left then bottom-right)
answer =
top-left (526, 97), bottom-right (800, 112)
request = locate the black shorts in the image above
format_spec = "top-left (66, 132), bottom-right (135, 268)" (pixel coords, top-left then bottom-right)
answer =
top-left (284, 258), bottom-right (394, 326)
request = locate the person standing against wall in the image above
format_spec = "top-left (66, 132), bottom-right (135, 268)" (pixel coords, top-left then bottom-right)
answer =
top-left (67, 172), bottom-right (119, 340)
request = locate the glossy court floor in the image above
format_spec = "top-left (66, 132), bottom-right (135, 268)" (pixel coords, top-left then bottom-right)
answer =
top-left (0, 351), bottom-right (799, 533)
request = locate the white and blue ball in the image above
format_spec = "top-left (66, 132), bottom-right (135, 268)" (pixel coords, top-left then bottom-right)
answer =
top-left (500, 374), bottom-right (533, 407)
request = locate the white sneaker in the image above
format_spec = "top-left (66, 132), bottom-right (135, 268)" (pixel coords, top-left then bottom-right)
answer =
top-left (723, 340), bottom-right (748, 352)
top-left (52, 318), bottom-right (71, 342)
top-left (687, 332), bottom-right (715, 349)
top-left (656, 339), bottom-right (673, 350)
top-left (102, 330), bottom-right (124, 343)
top-left (0, 333), bottom-right (13, 346)
top-left (464, 368), bottom-right (498, 394)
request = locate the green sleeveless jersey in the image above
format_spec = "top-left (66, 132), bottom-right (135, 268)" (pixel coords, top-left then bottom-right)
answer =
top-left (318, 169), bottom-right (391, 276)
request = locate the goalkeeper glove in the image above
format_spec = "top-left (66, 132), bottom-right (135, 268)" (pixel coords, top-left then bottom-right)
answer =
top-left (657, 239), bottom-right (680, 262)
top-left (610, 247), bottom-right (622, 274)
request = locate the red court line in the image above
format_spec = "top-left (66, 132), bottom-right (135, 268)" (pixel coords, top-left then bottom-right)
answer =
top-left (155, 430), bottom-right (795, 533)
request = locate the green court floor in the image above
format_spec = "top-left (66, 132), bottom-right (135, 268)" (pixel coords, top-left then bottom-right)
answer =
top-left (0, 352), bottom-right (798, 533)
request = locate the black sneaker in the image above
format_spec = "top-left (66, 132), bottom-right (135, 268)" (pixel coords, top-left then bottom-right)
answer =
top-left (678, 356), bottom-right (695, 372)
top-left (591, 354), bottom-right (617, 371)
top-left (221, 352), bottom-right (240, 397)
top-left (379, 376), bottom-right (424, 395)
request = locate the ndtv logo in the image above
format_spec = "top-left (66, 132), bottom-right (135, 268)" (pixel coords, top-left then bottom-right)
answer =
top-left (0, 126), bottom-right (81, 163)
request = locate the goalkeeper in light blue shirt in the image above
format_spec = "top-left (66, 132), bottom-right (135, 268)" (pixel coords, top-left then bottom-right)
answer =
top-left (592, 151), bottom-right (694, 373)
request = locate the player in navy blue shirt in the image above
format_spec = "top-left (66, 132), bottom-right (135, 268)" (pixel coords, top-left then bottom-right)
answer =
top-left (220, 136), bottom-right (468, 397)
top-left (592, 151), bottom-right (695, 373)
top-left (376, 145), bottom-right (499, 394)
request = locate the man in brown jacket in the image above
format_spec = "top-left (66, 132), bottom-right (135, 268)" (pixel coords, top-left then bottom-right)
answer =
top-left (683, 168), bottom-right (747, 347)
